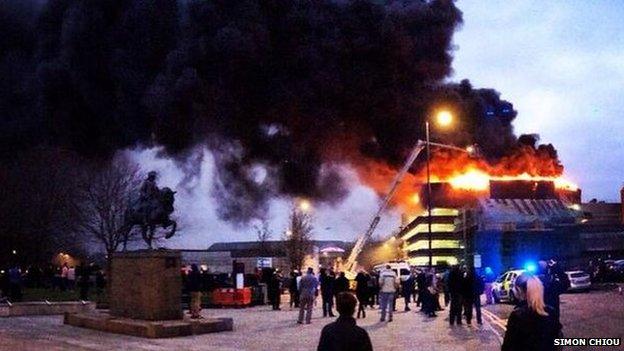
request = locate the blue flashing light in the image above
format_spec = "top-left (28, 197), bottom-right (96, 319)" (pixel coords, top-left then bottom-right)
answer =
top-left (524, 262), bottom-right (537, 273)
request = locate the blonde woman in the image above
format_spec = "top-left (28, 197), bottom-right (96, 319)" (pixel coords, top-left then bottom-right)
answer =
top-left (502, 273), bottom-right (562, 351)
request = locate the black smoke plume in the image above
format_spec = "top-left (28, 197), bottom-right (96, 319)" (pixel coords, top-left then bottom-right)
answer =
top-left (0, 0), bottom-right (561, 223)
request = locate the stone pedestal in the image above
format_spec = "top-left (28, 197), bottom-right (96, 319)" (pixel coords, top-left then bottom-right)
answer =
top-left (110, 250), bottom-right (182, 321)
top-left (65, 249), bottom-right (234, 337)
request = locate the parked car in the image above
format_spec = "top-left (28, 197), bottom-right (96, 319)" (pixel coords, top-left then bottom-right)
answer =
top-left (612, 260), bottom-right (624, 280)
top-left (492, 269), bottom-right (524, 303)
top-left (564, 271), bottom-right (591, 292)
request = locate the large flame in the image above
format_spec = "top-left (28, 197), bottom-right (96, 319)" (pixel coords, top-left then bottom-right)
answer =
top-left (447, 169), bottom-right (578, 192)
top-left (350, 146), bottom-right (578, 216)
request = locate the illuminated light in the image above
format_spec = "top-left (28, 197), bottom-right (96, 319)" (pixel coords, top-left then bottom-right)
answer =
top-left (404, 239), bottom-right (461, 251)
top-left (401, 223), bottom-right (456, 241)
top-left (12, 250), bottom-right (17, 255)
top-left (299, 199), bottom-right (312, 212)
top-left (407, 256), bottom-right (459, 266)
top-left (466, 145), bottom-right (475, 154)
top-left (448, 169), bottom-right (490, 191)
top-left (435, 110), bottom-right (453, 127)
top-left (569, 204), bottom-right (581, 211)
top-left (285, 230), bottom-right (293, 236)
top-left (410, 193), bottom-right (420, 205)
top-left (524, 262), bottom-right (537, 273)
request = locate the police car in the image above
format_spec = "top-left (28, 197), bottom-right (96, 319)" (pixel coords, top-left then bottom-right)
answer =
top-left (491, 269), bottom-right (525, 303)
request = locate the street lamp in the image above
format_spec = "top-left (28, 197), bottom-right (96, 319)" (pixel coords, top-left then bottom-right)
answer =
top-left (298, 199), bottom-right (312, 213)
top-left (426, 110), bottom-right (454, 268)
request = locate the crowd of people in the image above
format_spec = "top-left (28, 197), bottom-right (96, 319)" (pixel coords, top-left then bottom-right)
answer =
top-left (0, 263), bottom-right (106, 302)
top-left (255, 259), bottom-right (572, 351)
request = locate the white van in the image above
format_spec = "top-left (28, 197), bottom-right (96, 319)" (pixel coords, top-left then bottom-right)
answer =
top-left (373, 261), bottom-right (412, 282)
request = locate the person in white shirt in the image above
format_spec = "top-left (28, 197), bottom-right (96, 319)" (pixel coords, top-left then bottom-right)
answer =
top-left (378, 265), bottom-right (398, 322)
top-left (61, 263), bottom-right (69, 291)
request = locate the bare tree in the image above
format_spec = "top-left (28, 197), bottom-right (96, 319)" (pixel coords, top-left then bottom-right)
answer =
top-left (254, 219), bottom-right (273, 257)
top-left (78, 155), bottom-right (142, 257)
top-left (283, 207), bottom-right (314, 271)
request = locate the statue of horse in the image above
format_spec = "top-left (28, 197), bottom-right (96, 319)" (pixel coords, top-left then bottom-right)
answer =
top-left (123, 187), bottom-right (177, 249)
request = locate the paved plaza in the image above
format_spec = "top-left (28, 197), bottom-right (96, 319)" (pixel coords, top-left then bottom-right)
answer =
top-left (0, 298), bottom-right (500, 351)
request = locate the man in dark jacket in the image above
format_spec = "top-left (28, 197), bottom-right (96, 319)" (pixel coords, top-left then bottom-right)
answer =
top-left (320, 268), bottom-right (335, 317)
top-left (289, 271), bottom-right (300, 308)
top-left (448, 265), bottom-right (464, 325)
top-left (318, 292), bottom-right (373, 351)
top-left (460, 268), bottom-right (475, 324)
top-left (537, 259), bottom-right (569, 322)
top-left (187, 264), bottom-right (203, 319)
top-left (415, 270), bottom-right (426, 308)
top-left (334, 272), bottom-right (350, 296)
top-left (354, 271), bottom-right (369, 318)
top-left (401, 271), bottom-right (416, 311)
top-left (269, 270), bottom-right (282, 310)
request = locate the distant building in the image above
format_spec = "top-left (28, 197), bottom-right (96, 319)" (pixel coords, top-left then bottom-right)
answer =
top-left (580, 200), bottom-right (624, 260)
top-left (180, 240), bottom-right (350, 275)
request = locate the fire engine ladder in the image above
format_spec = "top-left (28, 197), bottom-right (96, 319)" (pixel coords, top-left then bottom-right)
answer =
top-left (343, 140), bottom-right (427, 276)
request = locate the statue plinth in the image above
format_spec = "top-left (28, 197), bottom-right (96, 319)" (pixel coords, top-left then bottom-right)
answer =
top-left (110, 250), bottom-right (183, 321)
top-left (65, 249), bottom-right (233, 337)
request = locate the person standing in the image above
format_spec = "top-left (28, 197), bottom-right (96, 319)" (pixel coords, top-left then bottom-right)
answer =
top-left (289, 271), bottom-right (300, 309)
top-left (537, 259), bottom-right (569, 323)
top-left (8, 265), bottom-right (22, 302)
top-left (187, 264), bottom-right (203, 319)
top-left (472, 269), bottom-right (485, 325)
top-left (269, 270), bottom-right (282, 310)
top-left (448, 265), bottom-right (464, 325)
top-left (334, 272), bottom-right (350, 296)
top-left (483, 267), bottom-right (496, 305)
top-left (354, 271), bottom-right (369, 318)
top-left (320, 268), bottom-right (336, 317)
top-left (317, 292), bottom-right (373, 351)
top-left (422, 270), bottom-right (437, 317)
top-left (442, 269), bottom-right (451, 307)
top-left (77, 264), bottom-right (91, 301)
top-left (416, 269), bottom-right (426, 309)
top-left (502, 273), bottom-right (561, 351)
top-left (367, 272), bottom-right (379, 308)
top-left (298, 267), bottom-right (319, 324)
top-left (461, 267), bottom-right (475, 325)
top-left (401, 270), bottom-right (416, 312)
top-left (67, 266), bottom-right (76, 291)
top-left (60, 263), bottom-right (69, 292)
top-left (378, 265), bottom-right (398, 322)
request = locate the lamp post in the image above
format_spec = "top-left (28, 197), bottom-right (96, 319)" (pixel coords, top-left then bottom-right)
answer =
top-left (426, 110), bottom-right (454, 268)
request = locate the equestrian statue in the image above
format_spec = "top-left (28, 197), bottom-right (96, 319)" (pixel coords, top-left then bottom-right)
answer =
top-left (124, 171), bottom-right (177, 249)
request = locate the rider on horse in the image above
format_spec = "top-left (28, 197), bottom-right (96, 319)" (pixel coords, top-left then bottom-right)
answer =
top-left (139, 171), bottom-right (160, 224)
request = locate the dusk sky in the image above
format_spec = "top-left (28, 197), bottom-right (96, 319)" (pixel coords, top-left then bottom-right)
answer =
top-left (453, 0), bottom-right (624, 202)
top-left (134, 1), bottom-right (624, 249)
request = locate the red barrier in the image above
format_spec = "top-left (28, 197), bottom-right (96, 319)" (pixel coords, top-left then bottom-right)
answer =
top-left (212, 288), bottom-right (251, 307)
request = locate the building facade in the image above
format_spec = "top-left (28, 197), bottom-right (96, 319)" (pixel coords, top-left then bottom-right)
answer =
top-left (181, 240), bottom-right (350, 275)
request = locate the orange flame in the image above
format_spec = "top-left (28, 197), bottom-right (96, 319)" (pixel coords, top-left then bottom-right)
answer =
top-left (350, 147), bottom-right (578, 216)
top-left (447, 169), bottom-right (578, 192)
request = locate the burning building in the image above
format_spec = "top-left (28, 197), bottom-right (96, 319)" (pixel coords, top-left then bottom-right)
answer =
top-left (396, 177), bottom-right (583, 272)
